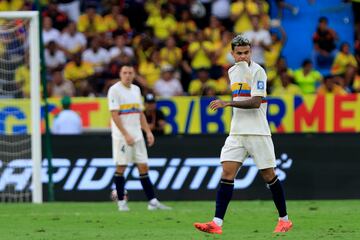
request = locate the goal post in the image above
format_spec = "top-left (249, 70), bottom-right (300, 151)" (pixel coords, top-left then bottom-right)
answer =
top-left (0, 11), bottom-right (42, 203)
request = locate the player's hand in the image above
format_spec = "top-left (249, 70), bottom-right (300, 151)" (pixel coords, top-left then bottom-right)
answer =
top-left (209, 99), bottom-right (227, 110)
top-left (124, 134), bottom-right (135, 146)
top-left (146, 131), bottom-right (155, 147)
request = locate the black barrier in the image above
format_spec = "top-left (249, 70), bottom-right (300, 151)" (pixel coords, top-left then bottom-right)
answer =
top-left (1, 134), bottom-right (360, 201)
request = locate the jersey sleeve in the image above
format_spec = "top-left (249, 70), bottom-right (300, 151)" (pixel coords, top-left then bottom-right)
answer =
top-left (136, 86), bottom-right (145, 111)
top-left (108, 87), bottom-right (120, 111)
top-left (251, 68), bottom-right (267, 97)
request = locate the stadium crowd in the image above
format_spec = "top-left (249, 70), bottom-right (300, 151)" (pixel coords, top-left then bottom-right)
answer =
top-left (1, 0), bottom-right (360, 98)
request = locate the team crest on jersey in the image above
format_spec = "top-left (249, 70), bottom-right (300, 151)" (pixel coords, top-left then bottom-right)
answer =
top-left (257, 81), bottom-right (265, 90)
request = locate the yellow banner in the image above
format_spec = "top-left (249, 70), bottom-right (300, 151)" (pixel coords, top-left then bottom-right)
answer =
top-left (0, 95), bottom-right (359, 134)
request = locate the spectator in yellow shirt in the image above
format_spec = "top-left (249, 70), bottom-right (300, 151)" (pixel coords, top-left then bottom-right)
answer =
top-left (215, 69), bottom-right (231, 95)
top-left (77, 4), bottom-right (106, 38)
top-left (213, 31), bottom-right (234, 69)
top-left (271, 70), bottom-right (302, 96)
top-left (160, 36), bottom-right (182, 69)
top-left (267, 56), bottom-right (293, 89)
top-left (352, 69), bottom-right (360, 93)
top-left (63, 53), bottom-right (95, 96)
top-left (188, 68), bottom-right (218, 96)
top-left (188, 30), bottom-right (214, 70)
top-left (331, 42), bottom-right (357, 76)
top-left (145, 0), bottom-right (163, 17)
top-left (176, 9), bottom-right (197, 42)
top-left (293, 59), bottom-right (322, 94)
top-left (204, 16), bottom-right (224, 44)
top-left (255, 0), bottom-right (271, 29)
top-left (0, 0), bottom-right (24, 11)
top-left (264, 25), bottom-right (286, 70)
top-left (146, 4), bottom-right (176, 42)
top-left (231, 0), bottom-right (259, 34)
top-left (103, 5), bottom-right (131, 33)
top-left (138, 50), bottom-right (162, 89)
top-left (317, 75), bottom-right (347, 95)
top-left (134, 32), bottom-right (156, 65)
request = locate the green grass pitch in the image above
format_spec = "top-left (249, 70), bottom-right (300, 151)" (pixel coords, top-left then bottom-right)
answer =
top-left (1, 200), bottom-right (359, 240)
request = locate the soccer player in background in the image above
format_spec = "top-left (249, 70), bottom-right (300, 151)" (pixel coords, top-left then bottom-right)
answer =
top-left (194, 35), bottom-right (292, 234)
top-left (107, 64), bottom-right (171, 211)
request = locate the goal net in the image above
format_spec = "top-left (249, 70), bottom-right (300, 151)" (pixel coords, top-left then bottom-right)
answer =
top-left (0, 12), bottom-right (42, 203)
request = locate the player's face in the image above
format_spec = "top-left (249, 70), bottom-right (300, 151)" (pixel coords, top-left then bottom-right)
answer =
top-left (232, 45), bottom-right (251, 64)
top-left (119, 66), bottom-right (135, 86)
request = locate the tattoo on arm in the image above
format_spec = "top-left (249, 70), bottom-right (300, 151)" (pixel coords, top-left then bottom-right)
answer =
top-left (228, 96), bottom-right (262, 109)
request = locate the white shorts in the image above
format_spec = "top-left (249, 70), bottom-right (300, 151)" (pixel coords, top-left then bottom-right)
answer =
top-left (112, 138), bottom-right (148, 166)
top-left (220, 135), bottom-right (276, 170)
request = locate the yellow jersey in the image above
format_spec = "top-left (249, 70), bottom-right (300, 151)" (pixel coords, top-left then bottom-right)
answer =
top-left (331, 52), bottom-right (357, 75)
top-left (188, 41), bottom-right (214, 69)
top-left (64, 61), bottom-right (95, 86)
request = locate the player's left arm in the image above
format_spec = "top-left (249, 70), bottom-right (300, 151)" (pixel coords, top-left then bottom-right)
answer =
top-left (140, 112), bottom-right (155, 147)
top-left (210, 96), bottom-right (262, 110)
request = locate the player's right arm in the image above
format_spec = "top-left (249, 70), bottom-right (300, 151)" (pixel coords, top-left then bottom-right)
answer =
top-left (110, 111), bottom-right (135, 146)
top-left (108, 87), bottom-right (135, 146)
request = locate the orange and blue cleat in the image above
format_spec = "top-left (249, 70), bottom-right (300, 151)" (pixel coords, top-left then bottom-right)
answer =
top-left (194, 221), bottom-right (223, 234)
top-left (273, 219), bottom-right (293, 233)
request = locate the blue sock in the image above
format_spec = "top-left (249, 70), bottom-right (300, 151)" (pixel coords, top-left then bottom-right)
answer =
top-left (139, 173), bottom-right (155, 201)
top-left (114, 173), bottom-right (125, 201)
top-left (268, 176), bottom-right (287, 217)
top-left (215, 179), bottom-right (234, 220)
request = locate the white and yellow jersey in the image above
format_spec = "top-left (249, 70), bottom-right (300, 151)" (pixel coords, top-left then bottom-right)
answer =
top-left (108, 82), bottom-right (144, 140)
top-left (228, 61), bottom-right (271, 136)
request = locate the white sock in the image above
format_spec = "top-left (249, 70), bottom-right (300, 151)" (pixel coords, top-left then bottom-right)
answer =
top-left (149, 198), bottom-right (158, 205)
top-left (213, 217), bottom-right (223, 227)
top-left (118, 200), bottom-right (126, 205)
top-left (280, 215), bottom-right (289, 221)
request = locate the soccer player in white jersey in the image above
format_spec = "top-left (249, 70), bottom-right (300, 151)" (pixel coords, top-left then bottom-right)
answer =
top-left (194, 35), bottom-right (292, 234)
top-left (108, 64), bottom-right (171, 211)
